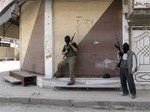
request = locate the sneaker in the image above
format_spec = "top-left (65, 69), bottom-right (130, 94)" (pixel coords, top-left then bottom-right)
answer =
top-left (121, 93), bottom-right (129, 96)
top-left (131, 94), bottom-right (136, 99)
top-left (67, 81), bottom-right (74, 85)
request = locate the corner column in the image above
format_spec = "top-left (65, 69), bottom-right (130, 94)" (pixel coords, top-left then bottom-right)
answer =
top-left (44, 0), bottom-right (53, 78)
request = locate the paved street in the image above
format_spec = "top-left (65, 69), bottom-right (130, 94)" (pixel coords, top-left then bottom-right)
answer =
top-left (0, 102), bottom-right (149, 112)
top-left (0, 61), bottom-right (150, 111)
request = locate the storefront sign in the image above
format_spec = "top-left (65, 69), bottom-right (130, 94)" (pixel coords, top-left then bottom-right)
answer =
top-left (134, 0), bottom-right (150, 9)
top-left (0, 0), bottom-right (14, 12)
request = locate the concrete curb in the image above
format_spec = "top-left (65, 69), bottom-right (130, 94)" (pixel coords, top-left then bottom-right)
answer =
top-left (0, 96), bottom-right (150, 110)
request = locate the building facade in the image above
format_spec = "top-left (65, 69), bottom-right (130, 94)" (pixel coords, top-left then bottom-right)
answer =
top-left (1, 0), bottom-right (150, 88)
top-left (19, 0), bottom-right (122, 78)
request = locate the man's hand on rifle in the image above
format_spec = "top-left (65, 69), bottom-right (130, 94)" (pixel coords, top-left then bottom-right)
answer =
top-left (62, 50), bottom-right (68, 55)
top-left (69, 42), bottom-right (78, 52)
top-left (118, 51), bottom-right (123, 57)
top-left (69, 42), bottom-right (73, 46)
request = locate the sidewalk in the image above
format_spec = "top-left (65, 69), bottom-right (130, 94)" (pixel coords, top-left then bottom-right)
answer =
top-left (0, 71), bottom-right (150, 109)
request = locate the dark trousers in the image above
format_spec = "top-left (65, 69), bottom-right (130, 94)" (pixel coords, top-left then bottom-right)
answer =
top-left (120, 68), bottom-right (136, 95)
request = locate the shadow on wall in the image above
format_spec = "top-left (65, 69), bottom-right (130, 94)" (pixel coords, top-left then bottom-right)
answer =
top-left (62, 0), bottom-right (122, 77)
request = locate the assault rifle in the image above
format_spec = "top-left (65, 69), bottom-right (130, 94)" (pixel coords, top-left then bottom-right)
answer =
top-left (114, 35), bottom-right (123, 67)
top-left (63, 33), bottom-right (76, 59)
top-left (70, 33), bottom-right (76, 42)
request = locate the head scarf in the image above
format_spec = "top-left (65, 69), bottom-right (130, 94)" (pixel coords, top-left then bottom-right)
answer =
top-left (123, 43), bottom-right (129, 53)
top-left (64, 35), bottom-right (70, 44)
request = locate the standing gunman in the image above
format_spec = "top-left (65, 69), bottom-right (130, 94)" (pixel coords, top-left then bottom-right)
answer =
top-left (118, 43), bottom-right (137, 99)
top-left (54, 35), bottom-right (78, 85)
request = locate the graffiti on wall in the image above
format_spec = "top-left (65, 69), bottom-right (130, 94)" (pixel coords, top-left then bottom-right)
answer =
top-left (134, 0), bottom-right (150, 9)
top-left (76, 16), bottom-right (93, 43)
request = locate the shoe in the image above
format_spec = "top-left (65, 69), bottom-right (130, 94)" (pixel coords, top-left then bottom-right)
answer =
top-left (131, 94), bottom-right (136, 99)
top-left (121, 93), bottom-right (129, 96)
top-left (67, 81), bottom-right (74, 85)
top-left (55, 74), bottom-right (63, 78)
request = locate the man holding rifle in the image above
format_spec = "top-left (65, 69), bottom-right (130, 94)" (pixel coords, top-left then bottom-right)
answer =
top-left (116, 42), bottom-right (137, 99)
top-left (54, 34), bottom-right (78, 85)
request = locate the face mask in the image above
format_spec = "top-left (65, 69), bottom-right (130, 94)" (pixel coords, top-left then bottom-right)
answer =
top-left (65, 36), bottom-right (70, 44)
top-left (123, 47), bottom-right (129, 53)
top-left (123, 43), bottom-right (129, 53)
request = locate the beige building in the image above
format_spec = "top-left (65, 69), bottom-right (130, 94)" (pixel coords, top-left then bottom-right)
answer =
top-left (0, 0), bottom-right (150, 88)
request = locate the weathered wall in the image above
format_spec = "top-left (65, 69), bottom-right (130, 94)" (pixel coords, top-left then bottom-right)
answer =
top-left (53, 0), bottom-right (122, 77)
top-left (19, 0), bottom-right (122, 77)
top-left (20, 0), bottom-right (45, 74)
top-left (53, 0), bottom-right (113, 66)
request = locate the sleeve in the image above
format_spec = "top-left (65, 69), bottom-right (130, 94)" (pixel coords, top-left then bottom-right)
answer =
top-left (132, 54), bottom-right (137, 71)
top-left (72, 42), bottom-right (78, 49)
top-left (62, 46), bottom-right (65, 52)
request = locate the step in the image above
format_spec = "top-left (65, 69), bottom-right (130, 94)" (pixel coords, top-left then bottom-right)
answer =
top-left (9, 71), bottom-right (36, 86)
top-left (42, 78), bottom-right (121, 90)
top-left (53, 83), bottom-right (121, 90)
top-left (3, 76), bottom-right (21, 85)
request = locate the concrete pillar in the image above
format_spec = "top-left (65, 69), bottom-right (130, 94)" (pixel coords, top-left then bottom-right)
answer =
top-left (122, 14), bottom-right (129, 44)
top-left (44, 0), bottom-right (53, 78)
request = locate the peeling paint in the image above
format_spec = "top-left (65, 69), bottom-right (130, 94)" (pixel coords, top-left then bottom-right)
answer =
top-left (93, 41), bottom-right (100, 45)
top-left (95, 58), bottom-right (117, 70)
